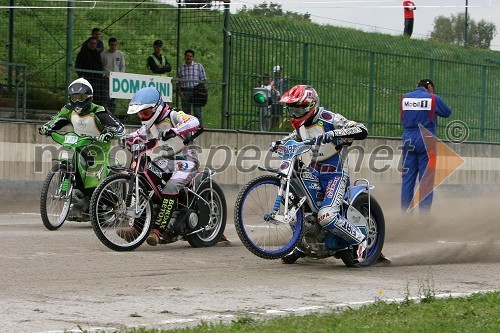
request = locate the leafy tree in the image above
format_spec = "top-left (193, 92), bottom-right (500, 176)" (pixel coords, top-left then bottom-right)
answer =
top-left (237, 1), bottom-right (311, 22)
top-left (430, 13), bottom-right (497, 49)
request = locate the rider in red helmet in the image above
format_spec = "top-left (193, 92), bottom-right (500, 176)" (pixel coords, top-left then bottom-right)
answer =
top-left (275, 85), bottom-right (369, 263)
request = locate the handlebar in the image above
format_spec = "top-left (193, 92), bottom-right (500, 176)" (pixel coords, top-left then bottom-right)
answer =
top-left (302, 137), bottom-right (319, 146)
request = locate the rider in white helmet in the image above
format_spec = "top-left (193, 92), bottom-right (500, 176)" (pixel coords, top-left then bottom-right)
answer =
top-left (38, 78), bottom-right (125, 219)
top-left (275, 84), bottom-right (368, 263)
top-left (39, 78), bottom-right (125, 139)
top-left (118, 87), bottom-right (201, 246)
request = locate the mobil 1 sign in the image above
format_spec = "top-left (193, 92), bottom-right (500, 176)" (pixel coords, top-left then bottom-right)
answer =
top-left (109, 72), bottom-right (172, 102)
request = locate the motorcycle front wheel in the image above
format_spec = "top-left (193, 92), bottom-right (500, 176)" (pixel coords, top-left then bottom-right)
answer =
top-left (89, 173), bottom-right (152, 251)
top-left (234, 175), bottom-right (304, 260)
top-left (40, 164), bottom-right (73, 230)
top-left (185, 181), bottom-right (227, 247)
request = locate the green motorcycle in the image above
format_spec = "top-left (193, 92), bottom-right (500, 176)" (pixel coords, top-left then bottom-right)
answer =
top-left (40, 131), bottom-right (114, 230)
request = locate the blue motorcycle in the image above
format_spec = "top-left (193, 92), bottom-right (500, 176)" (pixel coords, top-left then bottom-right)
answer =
top-left (234, 138), bottom-right (385, 267)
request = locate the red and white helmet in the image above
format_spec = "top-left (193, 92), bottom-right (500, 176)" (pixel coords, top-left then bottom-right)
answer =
top-left (279, 85), bottom-right (319, 128)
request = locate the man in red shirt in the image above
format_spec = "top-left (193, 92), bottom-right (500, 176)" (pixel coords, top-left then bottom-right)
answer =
top-left (403, 0), bottom-right (416, 37)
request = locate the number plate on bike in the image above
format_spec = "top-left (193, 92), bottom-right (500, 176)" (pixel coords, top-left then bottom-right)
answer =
top-left (64, 136), bottom-right (78, 144)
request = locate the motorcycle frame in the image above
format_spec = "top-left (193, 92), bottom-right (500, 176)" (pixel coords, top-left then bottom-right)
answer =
top-left (116, 134), bottom-right (218, 229)
top-left (264, 139), bottom-right (373, 229)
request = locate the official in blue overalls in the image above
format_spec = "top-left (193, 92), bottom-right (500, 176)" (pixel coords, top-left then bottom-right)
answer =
top-left (400, 79), bottom-right (451, 212)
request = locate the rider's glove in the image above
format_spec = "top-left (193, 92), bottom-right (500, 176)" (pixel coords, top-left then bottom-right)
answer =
top-left (98, 132), bottom-right (114, 143)
top-left (269, 140), bottom-right (282, 152)
top-left (319, 131), bottom-right (336, 144)
top-left (159, 129), bottom-right (177, 141)
top-left (38, 125), bottom-right (50, 136)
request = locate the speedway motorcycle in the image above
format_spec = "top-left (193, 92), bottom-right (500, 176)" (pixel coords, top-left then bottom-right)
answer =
top-left (234, 138), bottom-right (385, 267)
top-left (40, 131), bottom-right (113, 230)
top-left (89, 128), bottom-right (227, 251)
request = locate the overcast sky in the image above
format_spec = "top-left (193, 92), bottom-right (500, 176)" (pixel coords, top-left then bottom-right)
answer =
top-left (230, 0), bottom-right (500, 51)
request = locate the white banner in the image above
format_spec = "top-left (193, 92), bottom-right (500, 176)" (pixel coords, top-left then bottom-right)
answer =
top-left (109, 72), bottom-right (173, 102)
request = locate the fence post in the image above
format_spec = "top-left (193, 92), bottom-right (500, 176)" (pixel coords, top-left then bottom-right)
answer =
top-left (221, 1), bottom-right (230, 129)
top-left (481, 65), bottom-right (487, 141)
top-left (302, 43), bottom-right (308, 83)
top-left (8, 0), bottom-right (14, 88)
top-left (65, 0), bottom-right (75, 100)
top-left (368, 51), bottom-right (375, 127)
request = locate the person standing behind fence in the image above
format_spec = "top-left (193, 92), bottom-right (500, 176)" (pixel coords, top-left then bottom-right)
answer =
top-left (147, 40), bottom-right (172, 75)
top-left (177, 49), bottom-right (207, 126)
top-left (81, 28), bottom-right (105, 54)
top-left (403, 0), bottom-right (416, 37)
top-left (260, 73), bottom-right (280, 131)
top-left (101, 37), bottom-right (126, 113)
top-left (76, 36), bottom-right (104, 106)
top-left (400, 79), bottom-right (451, 214)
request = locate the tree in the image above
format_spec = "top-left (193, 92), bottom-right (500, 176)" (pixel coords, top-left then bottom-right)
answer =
top-left (429, 13), bottom-right (497, 49)
top-left (237, 1), bottom-right (311, 22)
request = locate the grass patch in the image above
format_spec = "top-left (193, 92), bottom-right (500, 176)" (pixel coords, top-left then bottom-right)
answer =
top-left (79, 292), bottom-right (500, 333)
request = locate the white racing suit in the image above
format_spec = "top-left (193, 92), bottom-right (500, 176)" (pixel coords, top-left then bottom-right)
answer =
top-left (131, 106), bottom-right (200, 237)
top-left (279, 107), bottom-right (368, 249)
top-left (135, 107), bottom-right (200, 196)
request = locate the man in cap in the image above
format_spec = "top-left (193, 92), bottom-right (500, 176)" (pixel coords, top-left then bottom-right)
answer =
top-left (147, 39), bottom-right (172, 75)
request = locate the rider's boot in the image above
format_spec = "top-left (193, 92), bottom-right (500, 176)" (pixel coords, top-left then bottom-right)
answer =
top-left (68, 189), bottom-right (88, 221)
top-left (147, 195), bottom-right (177, 246)
top-left (323, 215), bottom-right (367, 263)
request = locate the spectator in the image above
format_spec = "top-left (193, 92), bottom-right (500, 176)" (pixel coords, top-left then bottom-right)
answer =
top-left (400, 79), bottom-right (451, 213)
top-left (260, 73), bottom-right (280, 131)
top-left (403, 0), bottom-right (416, 37)
top-left (81, 27), bottom-right (105, 54)
top-left (100, 37), bottom-right (126, 113)
top-left (177, 49), bottom-right (207, 126)
top-left (75, 37), bottom-right (104, 105)
top-left (147, 40), bottom-right (172, 75)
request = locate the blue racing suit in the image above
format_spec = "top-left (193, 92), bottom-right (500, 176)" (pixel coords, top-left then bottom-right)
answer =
top-left (400, 87), bottom-right (451, 211)
top-left (279, 107), bottom-right (368, 248)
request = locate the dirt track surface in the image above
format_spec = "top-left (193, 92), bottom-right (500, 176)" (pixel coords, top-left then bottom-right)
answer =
top-left (0, 185), bottom-right (499, 333)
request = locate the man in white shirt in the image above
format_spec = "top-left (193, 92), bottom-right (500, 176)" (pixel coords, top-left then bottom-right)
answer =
top-left (176, 49), bottom-right (207, 126)
top-left (101, 37), bottom-right (126, 113)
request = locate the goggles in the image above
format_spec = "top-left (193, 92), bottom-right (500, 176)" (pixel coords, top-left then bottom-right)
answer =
top-left (286, 102), bottom-right (315, 118)
top-left (138, 107), bottom-right (155, 120)
top-left (70, 93), bottom-right (91, 103)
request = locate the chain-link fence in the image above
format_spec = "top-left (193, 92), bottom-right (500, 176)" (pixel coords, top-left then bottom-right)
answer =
top-left (2, 1), bottom-right (500, 142)
top-left (1, 0), bottom-right (226, 126)
top-left (0, 62), bottom-right (27, 119)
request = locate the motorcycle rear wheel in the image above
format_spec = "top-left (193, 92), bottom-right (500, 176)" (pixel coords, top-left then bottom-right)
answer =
top-left (340, 192), bottom-right (385, 267)
top-left (90, 174), bottom-right (152, 251)
top-left (234, 175), bottom-right (304, 260)
top-left (40, 164), bottom-right (73, 230)
top-left (185, 181), bottom-right (227, 247)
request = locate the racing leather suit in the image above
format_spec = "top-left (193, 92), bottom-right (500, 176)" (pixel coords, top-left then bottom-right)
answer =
top-left (41, 102), bottom-right (126, 189)
top-left (400, 86), bottom-right (451, 211)
top-left (134, 106), bottom-right (200, 196)
top-left (280, 107), bottom-right (368, 247)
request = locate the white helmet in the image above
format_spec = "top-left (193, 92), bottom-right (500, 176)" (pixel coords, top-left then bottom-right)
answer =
top-left (68, 78), bottom-right (94, 115)
top-left (127, 87), bottom-right (166, 130)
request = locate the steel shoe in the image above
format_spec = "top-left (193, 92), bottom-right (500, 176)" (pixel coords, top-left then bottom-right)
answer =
top-left (146, 229), bottom-right (162, 246)
top-left (355, 238), bottom-right (367, 264)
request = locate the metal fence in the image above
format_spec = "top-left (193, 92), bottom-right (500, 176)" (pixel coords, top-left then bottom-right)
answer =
top-left (1, 0), bottom-right (227, 126)
top-left (2, 2), bottom-right (500, 142)
top-left (226, 17), bottom-right (500, 142)
top-left (0, 62), bottom-right (27, 119)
